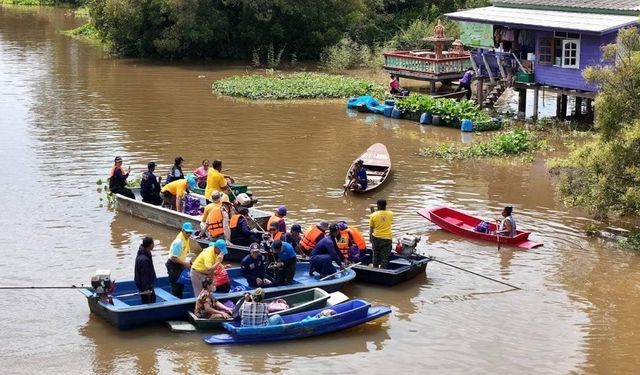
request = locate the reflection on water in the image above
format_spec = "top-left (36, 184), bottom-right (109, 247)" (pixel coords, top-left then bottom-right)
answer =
top-left (1, 5), bottom-right (640, 375)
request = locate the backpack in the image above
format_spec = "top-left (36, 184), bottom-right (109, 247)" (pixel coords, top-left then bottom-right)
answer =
top-left (474, 221), bottom-right (490, 233)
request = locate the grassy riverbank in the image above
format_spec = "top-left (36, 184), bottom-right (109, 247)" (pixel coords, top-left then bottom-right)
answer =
top-left (61, 22), bottom-right (102, 44)
top-left (212, 72), bottom-right (385, 100)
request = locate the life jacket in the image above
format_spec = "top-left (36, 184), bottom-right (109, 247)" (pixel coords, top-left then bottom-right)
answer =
top-left (230, 214), bottom-right (242, 229)
top-left (272, 231), bottom-right (284, 241)
top-left (108, 166), bottom-right (126, 190)
top-left (300, 226), bottom-right (325, 253)
top-left (336, 230), bottom-right (354, 257)
top-left (207, 207), bottom-right (224, 238)
top-left (347, 227), bottom-right (367, 251)
top-left (266, 214), bottom-right (284, 232)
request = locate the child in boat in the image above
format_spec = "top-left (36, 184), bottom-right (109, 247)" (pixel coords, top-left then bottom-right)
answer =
top-left (194, 277), bottom-right (233, 319)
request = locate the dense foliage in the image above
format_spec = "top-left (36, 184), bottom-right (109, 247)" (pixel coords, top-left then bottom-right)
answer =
top-left (1, 0), bottom-right (80, 4)
top-left (549, 28), bottom-right (640, 219)
top-left (396, 94), bottom-right (499, 131)
top-left (212, 72), bottom-right (385, 100)
top-left (420, 130), bottom-right (540, 159)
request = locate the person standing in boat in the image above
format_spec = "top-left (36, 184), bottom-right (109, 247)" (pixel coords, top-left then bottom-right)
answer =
top-left (496, 206), bottom-right (517, 237)
top-left (165, 156), bottom-right (185, 184)
top-left (309, 224), bottom-right (346, 277)
top-left (205, 159), bottom-right (231, 202)
top-left (193, 159), bottom-right (209, 189)
top-left (140, 161), bottom-right (162, 205)
top-left (284, 224), bottom-right (304, 255)
top-left (455, 67), bottom-right (475, 101)
top-left (190, 239), bottom-right (227, 296)
top-left (230, 206), bottom-right (258, 246)
top-left (241, 243), bottom-right (272, 287)
top-left (134, 236), bottom-right (156, 304)
top-left (160, 177), bottom-right (194, 212)
top-left (108, 156), bottom-right (135, 199)
top-left (300, 221), bottom-right (329, 256)
top-left (166, 222), bottom-right (195, 299)
top-left (203, 192), bottom-right (232, 242)
top-left (271, 239), bottom-right (297, 285)
top-left (369, 199), bottom-right (393, 268)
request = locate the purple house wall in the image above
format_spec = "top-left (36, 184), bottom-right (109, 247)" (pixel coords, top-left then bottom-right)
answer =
top-left (533, 31), bottom-right (618, 91)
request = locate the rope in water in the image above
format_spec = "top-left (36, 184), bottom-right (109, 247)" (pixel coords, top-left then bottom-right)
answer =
top-left (428, 257), bottom-right (521, 290)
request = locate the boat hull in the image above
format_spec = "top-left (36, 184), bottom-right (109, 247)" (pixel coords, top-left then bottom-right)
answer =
top-left (353, 251), bottom-right (430, 286)
top-left (345, 143), bottom-right (391, 194)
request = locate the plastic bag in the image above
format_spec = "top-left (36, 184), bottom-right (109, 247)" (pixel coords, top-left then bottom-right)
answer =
top-left (267, 299), bottom-right (290, 312)
top-left (177, 269), bottom-right (191, 285)
top-left (474, 221), bottom-right (490, 233)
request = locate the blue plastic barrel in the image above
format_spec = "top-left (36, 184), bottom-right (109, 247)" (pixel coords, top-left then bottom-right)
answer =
top-left (419, 112), bottom-right (432, 125)
top-left (383, 106), bottom-right (393, 117)
top-left (391, 107), bottom-right (402, 119)
top-left (461, 119), bottom-right (474, 132)
top-left (384, 99), bottom-right (396, 107)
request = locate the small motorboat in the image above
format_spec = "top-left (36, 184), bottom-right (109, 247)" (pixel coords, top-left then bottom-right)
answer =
top-left (345, 143), bottom-right (391, 193)
top-left (202, 299), bottom-right (391, 345)
top-left (418, 205), bottom-right (543, 249)
top-left (352, 250), bottom-right (431, 286)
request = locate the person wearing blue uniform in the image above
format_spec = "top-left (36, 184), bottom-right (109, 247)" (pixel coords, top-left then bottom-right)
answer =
top-left (134, 236), bottom-right (157, 304)
top-left (241, 243), bottom-right (272, 287)
top-left (309, 224), bottom-right (345, 277)
top-left (230, 206), bottom-right (258, 246)
top-left (140, 161), bottom-right (162, 205)
top-left (272, 239), bottom-right (297, 285)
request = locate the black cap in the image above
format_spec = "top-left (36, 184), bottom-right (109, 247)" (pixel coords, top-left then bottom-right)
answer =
top-left (291, 224), bottom-right (302, 233)
top-left (147, 161), bottom-right (156, 168)
top-left (114, 156), bottom-right (122, 162)
top-left (329, 223), bottom-right (339, 232)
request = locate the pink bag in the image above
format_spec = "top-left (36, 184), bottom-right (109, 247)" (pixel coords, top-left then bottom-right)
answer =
top-left (267, 299), bottom-right (289, 312)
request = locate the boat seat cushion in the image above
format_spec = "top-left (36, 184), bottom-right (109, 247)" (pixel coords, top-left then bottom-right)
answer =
top-left (154, 287), bottom-right (181, 302)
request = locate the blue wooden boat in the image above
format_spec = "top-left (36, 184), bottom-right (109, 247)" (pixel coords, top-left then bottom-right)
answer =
top-left (78, 263), bottom-right (356, 330)
top-left (202, 299), bottom-right (391, 345)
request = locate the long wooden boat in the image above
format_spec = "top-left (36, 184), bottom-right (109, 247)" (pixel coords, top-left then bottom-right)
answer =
top-left (181, 289), bottom-right (349, 331)
top-left (352, 250), bottom-right (431, 286)
top-left (114, 188), bottom-right (270, 232)
top-left (78, 263), bottom-right (356, 330)
top-left (418, 205), bottom-right (543, 249)
top-left (345, 143), bottom-right (391, 193)
top-left (202, 299), bottom-right (391, 345)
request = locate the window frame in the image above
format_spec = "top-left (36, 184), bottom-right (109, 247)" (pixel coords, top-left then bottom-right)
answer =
top-left (560, 39), bottom-right (580, 69)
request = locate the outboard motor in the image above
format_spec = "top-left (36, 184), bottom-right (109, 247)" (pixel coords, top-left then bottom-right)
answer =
top-left (91, 269), bottom-right (114, 302)
top-left (395, 234), bottom-right (421, 256)
top-left (235, 192), bottom-right (258, 208)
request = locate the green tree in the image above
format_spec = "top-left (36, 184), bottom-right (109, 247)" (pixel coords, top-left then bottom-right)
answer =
top-left (549, 27), bottom-right (640, 219)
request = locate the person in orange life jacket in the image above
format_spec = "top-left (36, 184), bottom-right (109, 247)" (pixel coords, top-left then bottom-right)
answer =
top-left (230, 206), bottom-right (258, 246)
top-left (309, 224), bottom-right (346, 277)
top-left (165, 156), bottom-right (185, 184)
top-left (266, 205), bottom-right (287, 234)
top-left (241, 243), bottom-right (272, 287)
top-left (205, 192), bottom-right (232, 242)
top-left (336, 221), bottom-right (362, 262)
top-left (284, 224), bottom-right (304, 255)
top-left (108, 156), bottom-right (135, 199)
top-left (268, 221), bottom-right (285, 241)
top-left (140, 161), bottom-right (162, 205)
top-left (300, 221), bottom-right (329, 256)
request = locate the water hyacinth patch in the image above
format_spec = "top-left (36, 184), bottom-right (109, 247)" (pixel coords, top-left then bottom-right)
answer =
top-left (212, 72), bottom-right (385, 100)
top-left (419, 130), bottom-right (541, 160)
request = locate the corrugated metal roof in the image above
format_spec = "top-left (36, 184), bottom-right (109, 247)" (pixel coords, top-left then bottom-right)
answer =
top-left (493, 0), bottom-right (640, 12)
top-left (446, 6), bottom-right (639, 34)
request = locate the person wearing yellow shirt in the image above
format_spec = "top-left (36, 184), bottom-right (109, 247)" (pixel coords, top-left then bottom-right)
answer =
top-left (165, 222), bottom-right (195, 298)
top-left (190, 239), bottom-right (228, 296)
top-left (205, 159), bottom-right (232, 201)
top-left (369, 199), bottom-right (394, 269)
top-left (161, 178), bottom-right (190, 212)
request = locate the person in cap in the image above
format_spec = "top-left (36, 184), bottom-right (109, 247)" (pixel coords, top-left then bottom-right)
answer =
top-left (165, 222), bottom-right (195, 298)
top-left (193, 159), bottom-right (210, 188)
top-left (266, 205), bottom-right (287, 235)
top-left (202, 192), bottom-right (231, 242)
top-left (160, 178), bottom-right (190, 212)
top-left (309, 223), bottom-right (346, 277)
top-left (369, 198), bottom-right (393, 268)
top-left (108, 156), bottom-right (135, 199)
top-left (300, 221), bottom-right (329, 256)
top-left (190, 239), bottom-right (227, 296)
top-left (230, 206), bottom-right (257, 246)
top-left (140, 161), bottom-right (162, 205)
top-left (205, 159), bottom-right (231, 201)
top-left (284, 224), bottom-right (304, 255)
top-left (165, 156), bottom-right (185, 184)
top-left (272, 239), bottom-right (297, 285)
top-left (134, 236), bottom-right (157, 304)
top-left (194, 277), bottom-right (233, 319)
top-left (268, 221), bottom-right (284, 241)
top-left (239, 287), bottom-right (270, 327)
top-left (241, 243), bottom-right (272, 288)
top-left (346, 159), bottom-right (368, 192)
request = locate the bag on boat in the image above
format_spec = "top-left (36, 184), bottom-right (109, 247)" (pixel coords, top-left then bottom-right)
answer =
top-left (183, 195), bottom-right (202, 216)
top-left (474, 221), bottom-right (490, 233)
top-left (177, 269), bottom-right (191, 285)
top-left (348, 244), bottom-right (360, 262)
top-left (267, 299), bottom-right (290, 313)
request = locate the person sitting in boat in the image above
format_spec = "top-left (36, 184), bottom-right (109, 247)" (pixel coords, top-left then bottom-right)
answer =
top-left (240, 288), bottom-right (280, 326)
top-left (389, 74), bottom-right (410, 97)
top-left (284, 224), bottom-right (304, 256)
top-left (346, 160), bottom-right (368, 192)
top-left (230, 206), bottom-right (258, 246)
top-left (140, 161), bottom-right (162, 205)
top-left (190, 239), bottom-right (227, 296)
top-left (205, 159), bottom-right (232, 203)
top-left (336, 221), bottom-right (366, 262)
top-left (108, 156), bottom-right (135, 199)
top-left (271, 239), bottom-right (297, 285)
top-left (166, 156), bottom-right (185, 184)
top-left (241, 243), bottom-right (272, 288)
top-left (200, 192), bottom-right (232, 242)
top-left (166, 222), bottom-right (195, 299)
top-left (267, 221), bottom-right (285, 241)
top-left (300, 221), bottom-right (329, 256)
top-left (134, 236), bottom-right (156, 304)
top-left (497, 206), bottom-right (517, 237)
top-left (266, 205), bottom-right (287, 235)
top-left (160, 176), bottom-right (195, 212)
top-left (194, 277), bottom-right (233, 320)
top-left (309, 224), bottom-right (346, 277)
top-left (193, 159), bottom-right (209, 189)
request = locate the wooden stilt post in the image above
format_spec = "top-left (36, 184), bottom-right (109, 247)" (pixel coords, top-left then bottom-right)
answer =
top-left (430, 81), bottom-right (436, 94)
top-left (476, 77), bottom-right (484, 107)
top-left (532, 85), bottom-right (540, 122)
top-left (586, 98), bottom-right (593, 115)
top-left (575, 96), bottom-right (583, 117)
top-left (517, 88), bottom-right (527, 119)
top-left (556, 94), bottom-right (563, 118)
top-left (560, 94), bottom-right (568, 120)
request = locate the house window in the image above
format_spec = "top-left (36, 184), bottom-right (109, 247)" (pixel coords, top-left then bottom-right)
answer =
top-left (538, 38), bottom-right (553, 65)
top-left (562, 39), bottom-right (580, 68)
top-left (538, 33), bottom-right (581, 68)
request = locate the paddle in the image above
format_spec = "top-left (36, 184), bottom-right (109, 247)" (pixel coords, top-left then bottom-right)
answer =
top-left (427, 256), bottom-right (520, 290)
top-left (495, 219), bottom-right (502, 251)
top-left (319, 262), bottom-right (361, 281)
top-left (246, 212), bottom-right (267, 233)
top-left (343, 177), bottom-right (354, 196)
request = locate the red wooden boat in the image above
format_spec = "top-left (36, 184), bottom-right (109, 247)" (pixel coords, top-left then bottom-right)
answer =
top-left (418, 205), bottom-right (542, 249)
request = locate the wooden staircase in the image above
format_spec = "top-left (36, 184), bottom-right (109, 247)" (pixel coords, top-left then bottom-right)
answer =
top-left (482, 83), bottom-right (508, 107)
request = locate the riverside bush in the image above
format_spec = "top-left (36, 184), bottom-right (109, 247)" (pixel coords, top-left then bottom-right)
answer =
top-left (419, 130), bottom-right (540, 159)
top-left (212, 73), bottom-right (385, 100)
top-left (396, 95), bottom-right (498, 131)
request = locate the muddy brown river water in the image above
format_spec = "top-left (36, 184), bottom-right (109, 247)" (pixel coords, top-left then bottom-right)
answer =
top-left (1, 6), bottom-right (639, 375)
